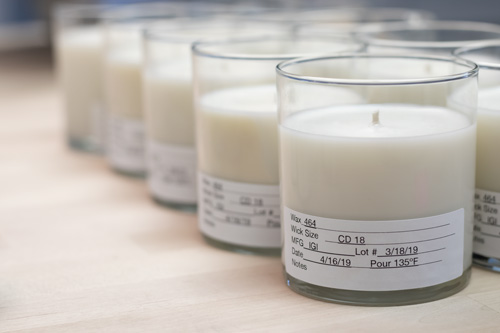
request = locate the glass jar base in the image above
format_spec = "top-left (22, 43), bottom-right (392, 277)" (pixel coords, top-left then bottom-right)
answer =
top-left (473, 253), bottom-right (500, 272)
top-left (285, 267), bottom-right (471, 306)
top-left (152, 196), bottom-right (197, 213)
top-left (202, 235), bottom-right (280, 256)
top-left (110, 166), bottom-right (146, 179)
top-left (68, 137), bottom-right (103, 154)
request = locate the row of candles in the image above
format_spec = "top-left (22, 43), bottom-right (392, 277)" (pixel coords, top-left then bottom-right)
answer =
top-left (54, 2), bottom-right (500, 306)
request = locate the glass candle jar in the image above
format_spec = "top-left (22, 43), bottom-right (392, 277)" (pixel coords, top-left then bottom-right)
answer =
top-left (455, 43), bottom-right (500, 273)
top-left (276, 54), bottom-right (478, 305)
top-left (192, 36), bottom-right (363, 255)
top-left (253, 7), bottom-right (432, 30)
top-left (103, 4), bottom-right (183, 177)
top-left (358, 20), bottom-right (500, 55)
top-left (143, 20), bottom-right (289, 211)
top-left (53, 4), bottom-right (111, 153)
top-left (296, 7), bottom-right (433, 37)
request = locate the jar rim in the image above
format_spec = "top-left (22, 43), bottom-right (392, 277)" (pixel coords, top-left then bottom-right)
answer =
top-left (276, 53), bottom-right (478, 86)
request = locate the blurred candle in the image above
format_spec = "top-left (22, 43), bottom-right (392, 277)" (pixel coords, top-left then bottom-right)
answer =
top-left (193, 36), bottom-right (363, 255)
top-left (455, 43), bottom-right (500, 272)
top-left (54, 4), bottom-right (109, 153)
top-left (104, 4), bottom-right (181, 176)
top-left (143, 20), bottom-right (288, 210)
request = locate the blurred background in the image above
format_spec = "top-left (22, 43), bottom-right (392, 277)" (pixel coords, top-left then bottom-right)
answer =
top-left (0, 0), bottom-right (499, 52)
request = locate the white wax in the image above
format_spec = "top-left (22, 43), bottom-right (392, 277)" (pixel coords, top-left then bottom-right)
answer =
top-left (476, 86), bottom-right (500, 191)
top-left (144, 62), bottom-right (193, 145)
top-left (197, 84), bottom-right (365, 184)
top-left (105, 50), bottom-right (143, 119)
top-left (57, 27), bottom-right (105, 140)
top-left (280, 104), bottom-right (475, 267)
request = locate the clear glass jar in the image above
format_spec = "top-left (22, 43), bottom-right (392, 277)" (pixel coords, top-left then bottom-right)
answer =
top-left (53, 4), bottom-right (111, 153)
top-left (103, 4), bottom-right (183, 177)
top-left (358, 20), bottom-right (500, 55)
top-left (192, 36), bottom-right (363, 255)
top-left (455, 42), bottom-right (500, 273)
top-left (143, 19), bottom-right (290, 211)
top-left (276, 54), bottom-right (478, 305)
top-left (296, 7), bottom-right (434, 36)
top-left (252, 7), bottom-right (433, 34)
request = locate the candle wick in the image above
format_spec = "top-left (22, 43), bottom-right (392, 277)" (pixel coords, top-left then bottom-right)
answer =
top-left (372, 110), bottom-right (380, 126)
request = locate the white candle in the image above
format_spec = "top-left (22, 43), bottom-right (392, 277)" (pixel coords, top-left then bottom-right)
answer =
top-left (57, 27), bottom-right (105, 151)
top-left (104, 31), bottom-right (146, 175)
top-left (143, 61), bottom-right (196, 203)
top-left (280, 104), bottom-right (475, 293)
top-left (197, 84), bottom-right (365, 249)
top-left (473, 86), bottom-right (500, 260)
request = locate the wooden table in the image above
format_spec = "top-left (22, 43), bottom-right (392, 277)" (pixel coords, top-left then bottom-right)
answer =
top-left (1, 50), bottom-right (500, 333)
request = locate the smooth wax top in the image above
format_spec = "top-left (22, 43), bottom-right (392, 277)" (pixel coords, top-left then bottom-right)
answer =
top-left (283, 104), bottom-right (471, 139)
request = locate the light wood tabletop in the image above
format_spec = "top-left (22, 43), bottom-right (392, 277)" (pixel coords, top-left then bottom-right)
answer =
top-left (1, 50), bottom-right (500, 333)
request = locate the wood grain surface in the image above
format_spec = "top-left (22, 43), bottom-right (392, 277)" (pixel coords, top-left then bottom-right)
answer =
top-left (1, 50), bottom-right (500, 333)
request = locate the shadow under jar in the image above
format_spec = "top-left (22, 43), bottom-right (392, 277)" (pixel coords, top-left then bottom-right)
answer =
top-left (192, 35), bottom-right (363, 256)
top-left (276, 54), bottom-right (478, 305)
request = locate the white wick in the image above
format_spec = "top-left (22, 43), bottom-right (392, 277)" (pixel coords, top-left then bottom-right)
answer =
top-left (372, 110), bottom-right (380, 126)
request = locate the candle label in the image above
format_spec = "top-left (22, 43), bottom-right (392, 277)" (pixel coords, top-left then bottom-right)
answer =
top-left (474, 188), bottom-right (500, 259)
top-left (198, 173), bottom-right (280, 248)
top-left (284, 207), bottom-right (464, 291)
top-left (147, 140), bottom-right (197, 204)
top-left (107, 113), bottom-right (146, 173)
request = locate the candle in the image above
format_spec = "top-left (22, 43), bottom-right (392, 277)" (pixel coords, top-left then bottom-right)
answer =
top-left (358, 20), bottom-right (500, 55)
top-left (54, 5), bottom-right (108, 153)
top-left (277, 54), bottom-right (477, 305)
top-left (104, 7), bottom-right (181, 176)
top-left (105, 47), bottom-right (145, 175)
top-left (143, 21), bottom-right (288, 209)
top-left (455, 43), bottom-right (500, 271)
top-left (193, 36), bottom-right (363, 255)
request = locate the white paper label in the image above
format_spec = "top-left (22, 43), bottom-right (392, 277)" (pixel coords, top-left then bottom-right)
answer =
top-left (474, 188), bottom-right (500, 259)
top-left (284, 207), bottom-right (464, 291)
top-left (107, 113), bottom-right (146, 174)
top-left (147, 140), bottom-right (197, 204)
top-left (198, 173), bottom-right (280, 248)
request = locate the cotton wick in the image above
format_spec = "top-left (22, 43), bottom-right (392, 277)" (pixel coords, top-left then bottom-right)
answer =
top-left (372, 110), bottom-right (380, 126)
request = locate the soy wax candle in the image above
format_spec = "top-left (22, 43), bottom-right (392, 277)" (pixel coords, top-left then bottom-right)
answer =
top-left (193, 36), bottom-right (363, 255)
top-left (295, 7), bottom-right (433, 36)
top-left (276, 54), bottom-right (478, 305)
top-left (143, 20), bottom-right (288, 211)
top-left (455, 43), bottom-right (500, 272)
top-left (54, 4), bottom-right (110, 153)
top-left (104, 4), bottom-right (182, 176)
